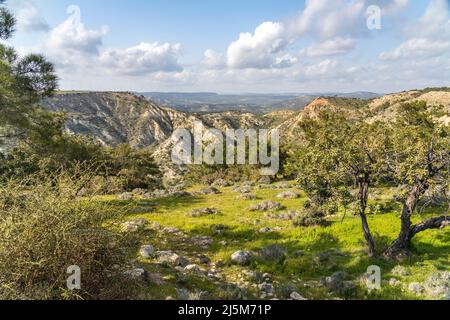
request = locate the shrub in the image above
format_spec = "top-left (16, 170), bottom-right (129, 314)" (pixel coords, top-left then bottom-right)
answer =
top-left (0, 171), bottom-right (137, 300)
top-left (293, 206), bottom-right (328, 227)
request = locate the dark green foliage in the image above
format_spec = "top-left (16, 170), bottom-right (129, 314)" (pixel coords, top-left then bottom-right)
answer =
top-left (293, 205), bottom-right (328, 227)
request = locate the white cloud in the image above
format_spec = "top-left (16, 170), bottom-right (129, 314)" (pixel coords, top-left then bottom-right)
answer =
top-left (36, 5), bottom-right (184, 77)
top-left (290, 0), bottom-right (366, 40)
top-left (9, 0), bottom-right (49, 32)
top-left (301, 37), bottom-right (355, 57)
top-left (380, 0), bottom-right (450, 61)
top-left (227, 21), bottom-right (288, 69)
top-left (219, 0), bottom-right (410, 71)
top-left (303, 59), bottom-right (338, 77)
top-left (99, 42), bottom-right (183, 75)
top-left (202, 49), bottom-right (226, 69)
top-left (45, 5), bottom-right (108, 68)
top-left (380, 38), bottom-right (449, 61)
top-left (414, 0), bottom-right (450, 39)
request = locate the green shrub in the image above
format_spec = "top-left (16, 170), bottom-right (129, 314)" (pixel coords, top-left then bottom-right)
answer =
top-left (0, 171), bottom-right (137, 300)
top-left (293, 206), bottom-right (328, 227)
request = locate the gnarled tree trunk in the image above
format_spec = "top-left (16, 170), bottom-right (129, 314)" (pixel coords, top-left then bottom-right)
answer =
top-left (384, 182), bottom-right (449, 259)
top-left (357, 176), bottom-right (376, 257)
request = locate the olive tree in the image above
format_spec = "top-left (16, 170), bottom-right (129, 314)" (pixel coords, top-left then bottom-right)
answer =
top-left (287, 112), bottom-right (390, 257)
top-left (384, 101), bottom-right (450, 258)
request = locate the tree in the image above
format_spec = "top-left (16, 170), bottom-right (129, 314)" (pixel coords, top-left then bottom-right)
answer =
top-left (384, 101), bottom-right (450, 258)
top-left (106, 144), bottom-right (161, 191)
top-left (0, 0), bottom-right (57, 147)
top-left (287, 112), bottom-right (390, 257)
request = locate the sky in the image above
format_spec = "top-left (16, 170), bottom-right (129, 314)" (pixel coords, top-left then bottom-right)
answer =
top-left (5, 0), bottom-right (450, 93)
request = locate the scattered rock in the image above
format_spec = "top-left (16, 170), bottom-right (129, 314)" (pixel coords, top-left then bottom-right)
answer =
top-left (262, 273), bottom-right (272, 282)
top-left (162, 226), bottom-right (183, 235)
top-left (188, 208), bottom-right (219, 217)
top-left (184, 264), bottom-right (203, 275)
top-left (391, 265), bottom-right (410, 277)
top-left (198, 187), bottom-right (221, 195)
top-left (211, 224), bottom-right (230, 235)
top-left (198, 255), bottom-right (211, 265)
top-left (231, 251), bottom-right (254, 266)
top-left (389, 278), bottom-right (401, 286)
top-left (157, 251), bottom-right (189, 267)
top-left (213, 179), bottom-right (231, 187)
top-left (276, 191), bottom-right (300, 199)
top-left (139, 245), bottom-right (155, 258)
top-left (122, 218), bottom-right (148, 232)
top-left (322, 271), bottom-right (356, 297)
top-left (424, 272), bottom-right (450, 298)
top-left (266, 211), bottom-right (301, 221)
top-left (408, 282), bottom-right (424, 294)
top-left (259, 244), bottom-right (287, 262)
top-left (148, 272), bottom-right (165, 286)
top-left (233, 186), bottom-right (253, 194)
top-left (250, 201), bottom-right (285, 212)
top-left (258, 283), bottom-right (274, 294)
top-left (290, 292), bottom-right (307, 300)
top-left (239, 193), bottom-right (257, 200)
top-left (151, 189), bottom-right (170, 198)
top-left (190, 236), bottom-right (214, 248)
top-left (132, 188), bottom-right (147, 196)
top-left (172, 191), bottom-right (192, 198)
top-left (258, 227), bottom-right (273, 233)
top-left (118, 192), bottom-right (134, 201)
top-left (123, 268), bottom-right (146, 280)
top-left (274, 182), bottom-right (290, 189)
top-left (258, 176), bottom-right (272, 185)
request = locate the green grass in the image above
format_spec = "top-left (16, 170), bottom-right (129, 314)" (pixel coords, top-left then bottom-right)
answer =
top-left (103, 184), bottom-right (450, 300)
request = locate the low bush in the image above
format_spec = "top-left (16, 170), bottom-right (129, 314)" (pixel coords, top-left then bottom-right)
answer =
top-left (0, 170), bottom-right (137, 300)
top-left (293, 206), bottom-right (328, 227)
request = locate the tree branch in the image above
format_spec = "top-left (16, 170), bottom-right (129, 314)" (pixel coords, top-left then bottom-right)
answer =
top-left (411, 216), bottom-right (450, 236)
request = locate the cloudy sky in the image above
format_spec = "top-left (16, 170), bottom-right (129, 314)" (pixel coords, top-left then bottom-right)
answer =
top-left (6, 0), bottom-right (450, 93)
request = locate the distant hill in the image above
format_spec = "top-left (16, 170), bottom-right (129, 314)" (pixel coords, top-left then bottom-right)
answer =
top-left (40, 89), bottom-right (449, 181)
top-left (139, 92), bottom-right (381, 114)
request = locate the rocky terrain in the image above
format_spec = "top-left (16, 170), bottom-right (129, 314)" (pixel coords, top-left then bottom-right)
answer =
top-left (42, 88), bottom-right (450, 178)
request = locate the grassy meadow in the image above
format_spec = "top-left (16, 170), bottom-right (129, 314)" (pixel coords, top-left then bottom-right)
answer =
top-left (105, 183), bottom-right (450, 300)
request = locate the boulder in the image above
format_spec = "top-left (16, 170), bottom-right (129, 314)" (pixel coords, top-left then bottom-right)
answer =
top-left (258, 176), bottom-right (272, 185)
top-left (132, 188), bottom-right (147, 196)
top-left (424, 272), bottom-right (450, 298)
top-left (231, 251), bottom-right (254, 266)
top-left (250, 201), bottom-right (284, 212)
top-left (258, 283), bottom-right (274, 294)
top-left (122, 218), bottom-right (148, 232)
top-left (321, 271), bottom-right (356, 297)
top-left (198, 187), bottom-right (221, 195)
top-left (139, 245), bottom-right (155, 258)
top-left (213, 179), bottom-right (231, 187)
top-left (123, 268), bottom-right (146, 281)
top-left (391, 265), bottom-right (410, 277)
top-left (184, 264), bottom-right (203, 275)
top-left (239, 193), bottom-right (257, 200)
top-left (118, 192), bottom-right (134, 201)
top-left (276, 191), bottom-right (300, 199)
top-left (290, 292), bottom-right (307, 300)
top-left (408, 282), bottom-right (424, 294)
top-left (188, 208), bottom-right (219, 217)
top-left (157, 251), bottom-right (189, 267)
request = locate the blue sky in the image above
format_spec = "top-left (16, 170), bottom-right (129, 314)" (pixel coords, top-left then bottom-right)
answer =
top-left (6, 0), bottom-right (450, 93)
